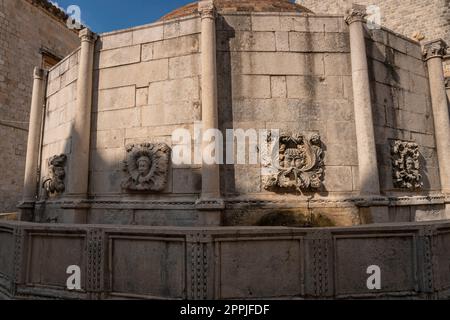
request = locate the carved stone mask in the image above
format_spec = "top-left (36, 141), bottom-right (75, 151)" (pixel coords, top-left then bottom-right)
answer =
top-left (122, 143), bottom-right (171, 192)
top-left (43, 154), bottom-right (67, 195)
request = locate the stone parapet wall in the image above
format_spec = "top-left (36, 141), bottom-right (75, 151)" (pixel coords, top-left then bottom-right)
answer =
top-left (1, 220), bottom-right (450, 299)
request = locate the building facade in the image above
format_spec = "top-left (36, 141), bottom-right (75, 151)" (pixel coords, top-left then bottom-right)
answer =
top-left (0, 0), bottom-right (80, 213)
top-left (17, 0), bottom-right (450, 227)
top-left (1, 0), bottom-right (450, 301)
top-left (298, 0), bottom-right (450, 76)
top-left (298, 0), bottom-right (450, 43)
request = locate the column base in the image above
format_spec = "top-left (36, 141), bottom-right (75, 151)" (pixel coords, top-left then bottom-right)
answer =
top-left (60, 200), bottom-right (90, 224)
top-left (360, 206), bottom-right (390, 224)
top-left (445, 203), bottom-right (450, 219)
top-left (195, 198), bottom-right (224, 226)
top-left (17, 201), bottom-right (35, 222)
top-left (60, 208), bottom-right (88, 224)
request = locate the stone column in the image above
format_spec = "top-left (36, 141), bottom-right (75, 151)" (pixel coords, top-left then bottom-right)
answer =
top-left (196, 0), bottom-right (223, 226)
top-left (346, 9), bottom-right (387, 222)
top-left (423, 39), bottom-right (450, 216)
top-left (65, 28), bottom-right (97, 223)
top-left (20, 67), bottom-right (47, 221)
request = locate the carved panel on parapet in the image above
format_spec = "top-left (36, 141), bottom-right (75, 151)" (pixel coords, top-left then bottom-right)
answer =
top-left (263, 132), bottom-right (325, 193)
top-left (391, 140), bottom-right (423, 190)
top-left (121, 143), bottom-right (171, 192)
top-left (43, 154), bottom-right (67, 195)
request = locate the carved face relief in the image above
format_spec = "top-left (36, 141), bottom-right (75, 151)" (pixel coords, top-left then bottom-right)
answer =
top-left (263, 132), bottom-right (325, 193)
top-left (122, 143), bottom-right (171, 192)
top-left (137, 156), bottom-right (152, 176)
top-left (391, 141), bottom-right (423, 190)
top-left (42, 154), bottom-right (67, 195)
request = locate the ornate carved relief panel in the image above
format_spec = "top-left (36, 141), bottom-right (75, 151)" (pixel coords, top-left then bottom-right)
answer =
top-left (263, 132), bottom-right (324, 193)
top-left (42, 154), bottom-right (67, 195)
top-left (391, 141), bottom-right (423, 190)
top-left (121, 143), bottom-right (171, 192)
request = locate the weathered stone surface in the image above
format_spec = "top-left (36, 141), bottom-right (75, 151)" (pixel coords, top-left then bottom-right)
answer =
top-left (97, 45), bottom-right (141, 69)
top-left (219, 239), bottom-right (302, 298)
top-left (147, 77), bottom-right (199, 104)
top-left (218, 14), bottom-right (252, 31)
top-left (96, 108), bottom-right (140, 130)
top-left (97, 60), bottom-right (169, 89)
top-left (60, 65), bottom-right (78, 87)
top-left (141, 101), bottom-right (201, 126)
top-left (90, 170), bottom-right (122, 194)
top-left (96, 86), bottom-right (136, 112)
top-left (231, 52), bottom-right (324, 75)
top-left (289, 32), bottom-right (350, 52)
top-left (275, 31), bottom-right (290, 51)
top-left (132, 25), bottom-right (164, 44)
top-left (286, 75), bottom-right (345, 100)
top-left (322, 166), bottom-right (354, 192)
top-left (218, 31), bottom-right (276, 52)
top-left (142, 35), bottom-right (199, 61)
top-left (271, 76), bottom-right (287, 98)
top-left (232, 166), bottom-right (262, 194)
top-left (232, 75), bottom-right (271, 99)
top-left (99, 31), bottom-right (133, 50)
top-left (324, 53), bottom-right (352, 76)
top-left (163, 18), bottom-right (200, 39)
top-left (92, 129), bottom-right (125, 149)
top-left (136, 87), bottom-right (149, 106)
top-left (335, 235), bottom-right (416, 296)
top-left (280, 16), bottom-right (342, 32)
top-left (3, 220), bottom-right (450, 299)
top-left (169, 54), bottom-right (201, 79)
top-left (251, 15), bottom-right (281, 31)
top-left (91, 147), bottom-right (124, 172)
top-left (172, 168), bottom-right (202, 193)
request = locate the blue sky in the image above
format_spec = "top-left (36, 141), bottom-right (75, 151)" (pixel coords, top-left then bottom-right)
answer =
top-left (50, 0), bottom-right (194, 33)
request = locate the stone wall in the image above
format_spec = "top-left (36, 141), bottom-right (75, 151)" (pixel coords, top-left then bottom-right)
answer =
top-left (219, 14), bottom-right (354, 191)
top-left (1, 219), bottom-right (450, 300)
top-left (40, 50), bottom-right (80, 195)
top-left (91, 15), bottom-right (201, 198)
top-left (38, 11), bottom-right (446, 227)
top-left (298, 0), bottom-right (450, 44)
top-left (0, 0), bottom-right (79, 212)
top-left (365, 28), bottom-right (440, 193)
top-left (217, 13), bottom-right (358, 225)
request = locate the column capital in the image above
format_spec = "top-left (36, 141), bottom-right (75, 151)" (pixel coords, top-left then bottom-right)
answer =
top-left (198, 0), bottom-right (216, 19)
top-left (345, 8), bottom-right (367, 25)
top-left (79, 28), bottom-right (97, 43)
top-left (33, 67), bottom-right (47, 80)
top-left (423, 39), bottom-right (448, 61)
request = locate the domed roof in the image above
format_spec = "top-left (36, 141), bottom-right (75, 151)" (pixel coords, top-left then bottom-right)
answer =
top-left (160, 0), bottom-right (312, 21)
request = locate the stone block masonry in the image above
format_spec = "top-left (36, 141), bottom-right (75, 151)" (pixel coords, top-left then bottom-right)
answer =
top-left (299, 0), bottom-right (450, 45)
top-left (31, 5), bottom-right (448, 227)
top-left (0, 0), bottom-right (79, 213)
